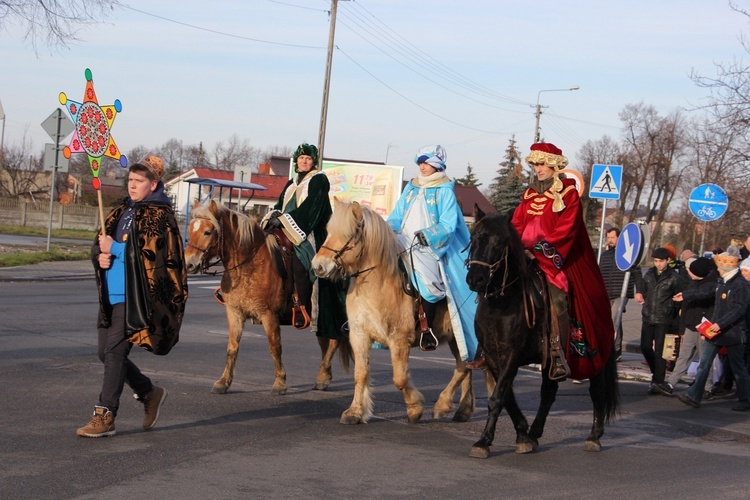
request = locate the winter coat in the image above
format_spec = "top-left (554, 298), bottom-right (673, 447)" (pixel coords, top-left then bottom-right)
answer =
top-left (598, 247), bottom-right (642, 300)
top-left (638, 266), bottom-right (681, 325)
top-left (680, 270), bottom-right (717, 332)
top-left (93, 191), bottom-right (188, 355)
top-left (683, 270), bottom-right (748, 346)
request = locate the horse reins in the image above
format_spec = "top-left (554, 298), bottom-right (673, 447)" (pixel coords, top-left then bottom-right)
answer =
top-left (466, 240), bottom-right (535, 329)
top-left (319, 218), bottom-right (376, 278)
top-left (188, 216), bottom-right (252, 275)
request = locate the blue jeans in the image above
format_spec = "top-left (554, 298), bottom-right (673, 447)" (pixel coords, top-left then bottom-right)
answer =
top-left (686, 341), bottom-right (750, 405)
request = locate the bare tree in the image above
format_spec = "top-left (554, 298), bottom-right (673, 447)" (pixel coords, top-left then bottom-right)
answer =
top-left (0, 130), bottom-right (45, 197)
top-left (157, 138), bottom-right (185, 172)
top-left (212, 134), bottom-right (257, 171)
top-left (1, 0), bottom-right (120, 51)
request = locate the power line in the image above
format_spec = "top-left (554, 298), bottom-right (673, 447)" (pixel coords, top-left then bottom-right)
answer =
top-left (121, 4), bottom-right (326, 49)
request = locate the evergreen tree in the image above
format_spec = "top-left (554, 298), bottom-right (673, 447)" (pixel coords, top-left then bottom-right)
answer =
top-left (454, 163), bottom-right (482, 187)
top-left (488, 135), bottom-right (527, 214)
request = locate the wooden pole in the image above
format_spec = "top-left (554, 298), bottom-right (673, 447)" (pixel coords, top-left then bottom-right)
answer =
top-left (97, 189), bottom-right (106, 236)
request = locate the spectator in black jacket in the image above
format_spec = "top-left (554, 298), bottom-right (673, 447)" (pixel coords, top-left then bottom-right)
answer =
top-left (598, 227), bottom-right (643, 361)
top-left (676, 245), bottom-right (750, 411)
top-left (635, 247), bottom-right (682, 396)
top-left (666, 257), bottom-right (716, 392)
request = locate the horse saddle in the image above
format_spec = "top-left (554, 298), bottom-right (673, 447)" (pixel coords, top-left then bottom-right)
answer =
top-left (268, 228), bottom-right (310, 330)
top-left (397, 256), bottom-right (417, 298)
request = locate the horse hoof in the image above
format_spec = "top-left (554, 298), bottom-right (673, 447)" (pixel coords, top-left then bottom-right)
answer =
top-left (515, 441), bottom-right (537, 454)
top-left (272, 387), bottom-right (287, 396)
top-left (583, 440), bottom-right (601, 452)
top-left (211, 384), bottom-right (228, 395)
top-left (469, 446), bottom-right (490, 459)
top-left (314, 380), bottom-right (330, 391)
top-left (340, 413), bottom-right (363, 425)
top-left (451, 409), bottom-right (472, 422)
top-left (432, 409), bottom-right (449, 420)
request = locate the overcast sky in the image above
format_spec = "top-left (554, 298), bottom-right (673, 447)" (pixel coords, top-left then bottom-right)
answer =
top-left (1, 0), bottom-right (749, 186)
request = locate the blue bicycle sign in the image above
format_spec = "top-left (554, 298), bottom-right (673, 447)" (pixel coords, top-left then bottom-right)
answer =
top-left (689, 184), bottom-right (727, 222)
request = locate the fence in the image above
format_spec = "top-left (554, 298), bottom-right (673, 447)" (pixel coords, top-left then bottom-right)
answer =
top-left (0, 198), bottom-right (106, 230)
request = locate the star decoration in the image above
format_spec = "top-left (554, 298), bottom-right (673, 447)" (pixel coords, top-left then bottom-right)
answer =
top-left (59, 68), bottom-right (127, 190)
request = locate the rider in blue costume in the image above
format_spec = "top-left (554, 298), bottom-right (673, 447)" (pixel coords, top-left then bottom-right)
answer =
top-left (386, 145), bottom-right (478, 362)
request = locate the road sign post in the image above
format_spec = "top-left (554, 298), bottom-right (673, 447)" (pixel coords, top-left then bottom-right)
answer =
top-left (612, 222), bottom-right (648, 340)
top-left (41, 108), bottom-right (75, 251)
top-left (590, 164), bottom-right (623, 262)
top-left (688, 183), bottom-right (728, 255)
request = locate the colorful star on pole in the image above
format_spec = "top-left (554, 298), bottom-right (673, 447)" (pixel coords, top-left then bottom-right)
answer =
top-left (59, 68), bottom-right (127, 190)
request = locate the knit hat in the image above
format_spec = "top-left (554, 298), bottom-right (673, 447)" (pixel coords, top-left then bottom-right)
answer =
top-left (292, 143), bottom-right (319, 169)
top-left (714, 244), bottom-right (740, 271)
top-left (652, 247), bottom-right (670, 260)
top-left (741, 257), bottom-right (750, 272)
top-left (414, 145), bottom-right (447, 171)
top-left (526, 143), bottom-right (569, 213)
top-left (133, 155), bottom-right (165, 181)
top-left (689, 257), bottom-right (713, 278)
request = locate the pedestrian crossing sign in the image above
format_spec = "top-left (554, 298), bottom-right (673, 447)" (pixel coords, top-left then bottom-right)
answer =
top-left (589, 164), bottom-right (622, 200)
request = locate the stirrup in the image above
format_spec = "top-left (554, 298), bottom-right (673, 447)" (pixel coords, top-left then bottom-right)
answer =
top-left (213, 287), bottom-right (226, 305)
top-left (292, 305), bottom-right (311, 330)
top-left (548, 353), bottom-right (570, 381)
top-left (419, 328), bottom-right (438, 351)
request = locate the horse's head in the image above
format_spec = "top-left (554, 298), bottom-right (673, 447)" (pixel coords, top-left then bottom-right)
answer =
top-left (313, 198), bottom-right (365, 280)
top-left (185, 200), bottom-right (222, 274)
top-left (466, 205), bottom-right (526, 298)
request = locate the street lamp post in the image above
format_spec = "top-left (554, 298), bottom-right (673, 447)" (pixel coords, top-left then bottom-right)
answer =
top-left (533, 86), bottom-right (580, 143)
top-left (385, 143), bottom-right (397, 164)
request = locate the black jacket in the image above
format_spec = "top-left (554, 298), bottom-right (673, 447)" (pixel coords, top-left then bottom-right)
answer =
top-left (683, 270), bottom-right (748, 346)
top-left (680, 270), bottom-right (717, 333)
top-left (638, 266), bottom-right (682, 325)
top-left (598, 247), bottom-right (642, 300)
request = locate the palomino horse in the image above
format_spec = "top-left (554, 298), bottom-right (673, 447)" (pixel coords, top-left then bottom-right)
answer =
top-left (465, 207), bottom-right (619, 455)
top-left (185, 199), bottom-right (340, 395)
top-left (312, 199), bottom-right (489, 424)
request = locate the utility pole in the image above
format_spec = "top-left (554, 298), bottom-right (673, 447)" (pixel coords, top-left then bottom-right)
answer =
top-left (318, 0), bottom-right (348, 163)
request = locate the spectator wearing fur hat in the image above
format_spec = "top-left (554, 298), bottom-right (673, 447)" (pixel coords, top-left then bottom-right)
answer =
top-left (675, 245), bottom-right (750, 411)
top-left (634, 247), bottom-right (682, 395)
top-left (665, 257), bottom-right (717, 393)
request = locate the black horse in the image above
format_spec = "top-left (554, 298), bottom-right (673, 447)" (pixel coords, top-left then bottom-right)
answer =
top-left (465, 207), bottom-right (619, 456)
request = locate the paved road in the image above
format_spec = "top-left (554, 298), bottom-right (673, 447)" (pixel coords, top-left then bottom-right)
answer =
top-left (1, 270), bottom-right (750, 499)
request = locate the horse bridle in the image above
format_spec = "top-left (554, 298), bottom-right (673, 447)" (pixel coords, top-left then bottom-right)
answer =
top-left (319, 218), bottom-right (374, 278)
top-left (466, 238), bottom-right (535, 328)
top-left (187, 217), bottom-right (222, 273)
top-left (466, 246), bottom-right (516, 298)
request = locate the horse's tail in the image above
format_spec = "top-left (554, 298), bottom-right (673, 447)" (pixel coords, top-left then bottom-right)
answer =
top-left (600, 351), bottom-right (620, 423)
top-left (337, 330), bottom-right (353, 373)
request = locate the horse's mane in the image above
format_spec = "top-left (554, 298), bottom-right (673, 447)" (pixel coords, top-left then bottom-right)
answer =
top-left (192, 201), bottom-right (262, 249)
top-left (328, 202), bottom-right (401, 277)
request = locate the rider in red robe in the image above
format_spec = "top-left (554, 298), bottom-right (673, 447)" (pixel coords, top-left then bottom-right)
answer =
top-left (511, 143), bottom-right (614, 381)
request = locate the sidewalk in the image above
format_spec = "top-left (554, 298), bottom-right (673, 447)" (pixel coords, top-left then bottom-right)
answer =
top-left (0, 259), bottom-right (656, 382)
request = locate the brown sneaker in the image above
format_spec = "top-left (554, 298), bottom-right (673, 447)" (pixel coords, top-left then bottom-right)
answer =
top-left (141, 386), bottom-right (167, 430)
top-left (76, 406), bottom-right (116, 438)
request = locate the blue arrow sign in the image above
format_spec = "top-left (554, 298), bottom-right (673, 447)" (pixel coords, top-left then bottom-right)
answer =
top-left (615, 223), bottom-right (644, 271)
top-left (589, 164), bottom-right (622, 200)
top-left (689, 183), bottom-right (728, 221)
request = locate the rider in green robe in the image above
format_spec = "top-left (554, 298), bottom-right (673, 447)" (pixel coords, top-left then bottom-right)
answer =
top-left (261, 144), bottom-right (347, 340)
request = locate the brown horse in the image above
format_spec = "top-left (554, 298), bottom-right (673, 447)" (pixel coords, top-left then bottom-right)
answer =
top-left (312, 199), bottom-right (492, 424)
top-left (184, 199), bottom-right (340, 395)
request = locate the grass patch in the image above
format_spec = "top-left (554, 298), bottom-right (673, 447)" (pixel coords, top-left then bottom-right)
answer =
top-left (0, 225), bottom-right (96, 240)
top-left (0, 249), bottom-right (90, 268)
